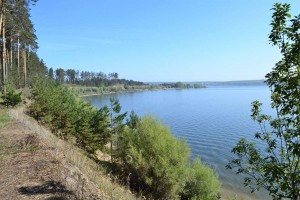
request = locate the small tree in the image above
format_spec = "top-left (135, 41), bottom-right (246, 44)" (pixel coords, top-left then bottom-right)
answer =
top-left (108, 98), bottom-right (127, 162)
top-left (180, 158), bottom-right (221, 200)
top-left (227, 3), bottom-right (300, 200)
top-left (0, 82), bottom-right (22, 108)
top-left (126, 110), bottom-right (140, 129)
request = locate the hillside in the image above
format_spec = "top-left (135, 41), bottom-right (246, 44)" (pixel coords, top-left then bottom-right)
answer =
top-left (0, 108), bottom-right (135, 200)
top-left (149, 80), bottom-right (266, 87)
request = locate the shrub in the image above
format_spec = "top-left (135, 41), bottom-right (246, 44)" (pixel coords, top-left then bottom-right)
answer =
top-left (117, 116), bottom-right (190, 198)
top-left (0, 83), bottom-right (22, 108)
top-left (117, 116), bottom-right (220, 199)
top-left (180, 158), bottom-right (221, 200)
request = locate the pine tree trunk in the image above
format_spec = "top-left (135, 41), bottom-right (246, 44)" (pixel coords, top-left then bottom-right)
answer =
top-left (6, 48), bottom-right (9, 77)
top-left (0, 0), bottom-right (3, 35)
top-left (0, 0), bottom-right (4, 90)
top-left (17, 31), bottom-right (20, 88)
top-left (2, 16), bottom-right (6, 87)
top-left (22, 48), bottom-right (26, 87)
top-left (10, 37), bottom-right (12, 71)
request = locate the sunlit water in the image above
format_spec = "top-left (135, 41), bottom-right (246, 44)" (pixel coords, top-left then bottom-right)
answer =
top-left (84, 86), bottom-right (274, 199)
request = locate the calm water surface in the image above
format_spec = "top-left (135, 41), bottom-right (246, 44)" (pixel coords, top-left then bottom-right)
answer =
top-left (84, 86), bottom-right (274, 199)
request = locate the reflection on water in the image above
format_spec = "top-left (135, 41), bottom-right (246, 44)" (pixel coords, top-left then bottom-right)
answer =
top-left (84, 86), bottom-right (274, 200)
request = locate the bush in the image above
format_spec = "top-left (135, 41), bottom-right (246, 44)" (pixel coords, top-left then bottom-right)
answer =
top-left (180, 158), bottom-right (221, 200)
top-left (117, 116), bottom-right (220, 199)
top-left (118, 116), bottom-right (190, 198)
top-left (0, 83), bottom-right (22, 108)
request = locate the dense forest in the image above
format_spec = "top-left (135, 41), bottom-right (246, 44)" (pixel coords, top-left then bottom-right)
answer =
top-left (0, 0), bottom-right (47, 90)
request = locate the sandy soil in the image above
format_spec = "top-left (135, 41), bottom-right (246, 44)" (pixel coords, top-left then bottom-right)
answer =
top-left (0, 109), bottom-right (102, 200)
top-left (0, 121), bottom-right (77, 199)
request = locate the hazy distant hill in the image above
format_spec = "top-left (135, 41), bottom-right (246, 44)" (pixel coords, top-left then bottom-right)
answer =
top-left (200, 80), bottom-right (267, 87)
top-left (149, 80), bottom-right (267, 87)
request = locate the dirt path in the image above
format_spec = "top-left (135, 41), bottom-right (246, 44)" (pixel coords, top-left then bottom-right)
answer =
top-left (0, 108), bottom-right (102, 200)
top-left (0, 121), bottom-right (76, 200)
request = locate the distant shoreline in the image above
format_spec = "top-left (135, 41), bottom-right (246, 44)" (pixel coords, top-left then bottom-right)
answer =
top-left (79, 87), bottom-right (203, 97)
top-left (78, 84), bottom-right (270, 98)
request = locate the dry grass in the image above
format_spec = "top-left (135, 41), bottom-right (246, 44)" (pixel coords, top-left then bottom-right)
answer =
top-left (0, 109), bottom-right (11, 128)
top-left (0, 113), bottom-right (38, 163)
top-left (9, 107), bottom-right (138, 200)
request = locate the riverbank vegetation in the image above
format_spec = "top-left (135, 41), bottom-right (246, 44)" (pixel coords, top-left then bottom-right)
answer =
top-left (0, 80), bottom-right (221, 199)
top-left (161, 81), bottom-right (206, 89)
top-left (26, 78), bottom-right (221, 199)
top-left (67, 84), bottom-right (169, 96)
top-left (51, 69), bottom-right (206, 96)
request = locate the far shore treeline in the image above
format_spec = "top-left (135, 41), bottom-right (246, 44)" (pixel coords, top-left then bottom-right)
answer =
top-left (48, 67), bottom-right (206, 90)
top-left (49, 68), bottom-right (146, 87)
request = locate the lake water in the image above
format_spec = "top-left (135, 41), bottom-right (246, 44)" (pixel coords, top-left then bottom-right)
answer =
top-left (84, 86), bottom-right (274, 199)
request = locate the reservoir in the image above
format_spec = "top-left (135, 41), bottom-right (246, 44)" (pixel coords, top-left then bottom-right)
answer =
top-left (84, 86), bottom-right (273, 199)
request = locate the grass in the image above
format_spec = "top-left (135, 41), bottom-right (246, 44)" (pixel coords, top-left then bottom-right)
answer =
top-left (0, 134), bottom-right (40, 162)
top-left (0, 138), bottom-right (6, 162)
top-left (54, 137), bottom-right (137, 199)
top-left (0, 109), bottom-right (11, 128)
top-left (0, 110), bottom-right (39, 163)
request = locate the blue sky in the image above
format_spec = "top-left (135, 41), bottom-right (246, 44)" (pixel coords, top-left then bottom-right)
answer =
top-left (30, 1), bottom-right (300, 82)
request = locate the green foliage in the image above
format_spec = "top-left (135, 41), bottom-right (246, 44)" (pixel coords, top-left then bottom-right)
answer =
top-left (126, 110), bottom-right (140, 129)
top-left (0, 82), bottom-right (22, 108)
top-left (175, 82), bottom-right (185, 88)
top-left (227, 3), bottom-right (300, 200)
top-left (74, 102), bottom-right (110, 153)
top-left (117, 116), bottom-right (190, 199)
top-left (50, 68), bottom-right (146, 88)
top-left (91, 106), bottom-right (111, 148)
top-left (193, 83), bottom-right (206, 88)
top-left (161, 82), bottom-right (206, 89)
top-left (29, 79), bottom-right (220, 199)
top-left (108, 98), bottom-right (127, 160)
top-left (180, 158), bottom-right (221, 200)
top-left (0, 1), bottom-right (44, 89)
top-left (117, 116), bottom-right (220, 199)
top-left (26, 53), bottom-right (48, 85)
top-left (29, 78), bottom-right (111, 154)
